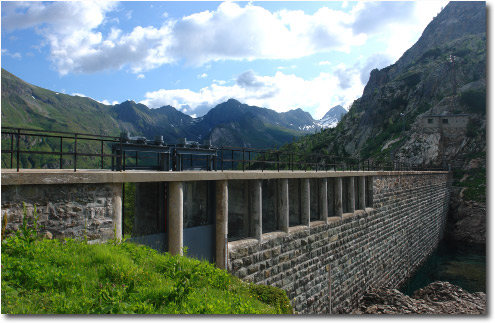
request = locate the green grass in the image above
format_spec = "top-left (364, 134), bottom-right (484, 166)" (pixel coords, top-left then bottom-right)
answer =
top-left (1, 235), bottom-right (292, 314)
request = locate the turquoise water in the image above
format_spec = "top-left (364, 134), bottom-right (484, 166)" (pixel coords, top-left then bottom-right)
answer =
top-left (400, 239), bottom-right (486, 295)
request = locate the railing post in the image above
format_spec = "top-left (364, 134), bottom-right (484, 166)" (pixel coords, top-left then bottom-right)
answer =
top-left (10, 132), bottom-right (13, 168)
top-left (16, 128), bottom-right (20, 172)
top-left (221, 149), bottom-right (224, 171)
top-left (101, 140), bottom-right (104, 169)
top-left (119, 136), bottom-right (123, 172)
top-left (242, 149), bottom-right (245, 172)
top-left (262, 152), bottom-right (265, 172)
top-left (60, 137), bottom-right (63, 169)
top-left (74, 133), bottom-right (77, 172)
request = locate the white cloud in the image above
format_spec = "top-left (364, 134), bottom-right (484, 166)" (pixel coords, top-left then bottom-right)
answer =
top-left (318, 61), bottom-right (331, 66)
top-left (1, 1), bottom-right (173, 75)
top-left (141, 68), bottom-right (366, 119)
top-left (277, 65), bottom-right (297, 70)
top-left (137, 73), bottom-right (145, 80)
top-left (99, 99), bottom-right (119, 105)
top-left (349, 0), bottom-right (447, 62)
top-left (197, 73), bottom-right (208, 79)
top-left (0, 1), bottom-right (379, 74)
top-left (1, 1), bottom-right (115, 32)
top-left (1, 49), bottom-right (21, 59)
top-left (1, 1), bottom-right (447, 78)
top-left (71, 92), bottom-right (116, 106)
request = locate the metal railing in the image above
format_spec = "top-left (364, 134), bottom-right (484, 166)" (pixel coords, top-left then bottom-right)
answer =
top-left (1, 127), bottom-right (120, 172)
top-left (1, 127), bottom-right (447, 172)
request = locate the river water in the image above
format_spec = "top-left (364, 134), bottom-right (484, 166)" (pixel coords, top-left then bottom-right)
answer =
top-left (400, 238), bottom-right (486, 295)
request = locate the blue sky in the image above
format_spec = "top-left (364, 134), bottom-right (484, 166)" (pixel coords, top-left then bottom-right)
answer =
top-left (1, 1), bottom-right (447, 119)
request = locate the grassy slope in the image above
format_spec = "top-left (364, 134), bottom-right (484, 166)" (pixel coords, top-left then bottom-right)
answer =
top-left (1, 69), bottom-right (120, 135)
top-left (1, 236), bottom-right (292, 314)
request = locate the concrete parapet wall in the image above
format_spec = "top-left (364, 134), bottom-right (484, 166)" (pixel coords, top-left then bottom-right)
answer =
top-left (227, 173), bottom-right (450, 313)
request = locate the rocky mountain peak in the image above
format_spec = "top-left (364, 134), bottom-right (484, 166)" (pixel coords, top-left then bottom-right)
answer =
top-left (363, 1), bottom-right (486, 98)
top-left (318, 105), bottom-right (347, 129)
top-left (397, 1), bottom-right (485, 71)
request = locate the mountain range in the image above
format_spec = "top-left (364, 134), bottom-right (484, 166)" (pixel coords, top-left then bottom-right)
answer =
top-left (287, 1), bottom-right (486, 169)
top-left (1, 69), bottom-right (345, 149)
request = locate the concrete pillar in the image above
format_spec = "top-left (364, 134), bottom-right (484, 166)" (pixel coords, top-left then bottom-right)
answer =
top-left (251, 179), bottom-right (262, 241)
top-left (169, 181), bottom-right (183, 255)
top-left (327, 178), bottom-right (334, 217)
top-left (335, 177), bottom-right (343, 218)
top-left (319, 178), bottom-right (328, 223)
top-left (358, 176), bottom-right (366, 210)
top-left (301, 178), bottom-right (310, 226)
top-left (243, 181), bottom-right (250, 238)
top-left (111, 183), bottom-right (122, 240)
top-left (278, 179), bottom-right (289, 233)
top-left (347, 177), bottom-right (355, 214)
top-left (216, 180), bottom-right (228, 269)
top-left (367, 176), bottom-right (374, 207)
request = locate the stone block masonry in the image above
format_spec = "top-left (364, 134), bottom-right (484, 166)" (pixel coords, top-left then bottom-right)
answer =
top-left (228, 173), bottom-right (450, 314)
top-left (1, 183), bottom-right (122, 243)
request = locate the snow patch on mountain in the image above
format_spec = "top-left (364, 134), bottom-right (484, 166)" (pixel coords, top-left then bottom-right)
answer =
top-left (317, 105), bottom-right (347, 129)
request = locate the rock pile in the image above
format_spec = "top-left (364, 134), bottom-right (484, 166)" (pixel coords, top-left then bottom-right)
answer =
top-left (353, 281), bottom-right (486, 314)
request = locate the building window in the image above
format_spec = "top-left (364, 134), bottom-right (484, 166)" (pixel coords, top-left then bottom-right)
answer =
top-left (442, 119), bottom-right (449, 124)
top-left (427, 119), bottom-right (433, 124)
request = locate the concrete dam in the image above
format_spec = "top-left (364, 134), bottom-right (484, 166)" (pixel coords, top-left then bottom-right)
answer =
top-left (1, 169), bottom-right (451, 313)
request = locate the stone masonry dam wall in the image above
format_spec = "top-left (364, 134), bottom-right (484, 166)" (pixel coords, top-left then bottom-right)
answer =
top-left (227, 173), bottom-right (450, 313)
top-left (0, 170), bottom-right (450, 313)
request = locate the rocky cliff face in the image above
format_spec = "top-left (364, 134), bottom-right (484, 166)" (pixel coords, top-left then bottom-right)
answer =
top-left (304, 2), bottom-right (486, 166)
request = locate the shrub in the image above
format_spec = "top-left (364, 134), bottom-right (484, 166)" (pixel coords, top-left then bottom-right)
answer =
top-left (248, 284), bottom-right (293, 314)
top-left (403, 72), bottom-right (422, 88)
